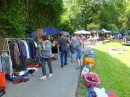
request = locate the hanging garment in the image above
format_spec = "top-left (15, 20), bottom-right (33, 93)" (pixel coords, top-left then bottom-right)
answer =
top-left (21, 40), bottom-right (30, 59)
top-left (14, 43), bottom-right (20, 65)
top-left (16, 41), bottom-right (22, 57)
top-left (20, 41), bottom-right (27, 70)
top-left (25, 40), bottom-right (31, 59)
top-left (0, 53), bottom-right (13, 78)
top-left (34, 42), bottom-right (37, 48)
top-left (27, 39), bottom-right (37, 59)
top-left (9, 42), bottom-right (21, 65)
top-left (9, 42), bottom-right (15, 65)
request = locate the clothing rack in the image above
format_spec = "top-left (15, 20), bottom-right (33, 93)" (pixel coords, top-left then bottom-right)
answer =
top-left (2, 38), bottom-right (32, 56)
top-left (2, 38), bottom-right (41, 66)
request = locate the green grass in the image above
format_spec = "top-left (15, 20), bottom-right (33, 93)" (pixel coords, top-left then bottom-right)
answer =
top-left (78, 41), bottom-right (130, 97)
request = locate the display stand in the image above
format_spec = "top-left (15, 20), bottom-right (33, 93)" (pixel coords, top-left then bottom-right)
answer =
top-left (1, 38), bottom-right (35, 83)
top-left (2, 38), bottom-right (27, 55)
top-left (2, 38), bottom-right (29, 82)
top-left (2, 37), bottom-right (41, 65)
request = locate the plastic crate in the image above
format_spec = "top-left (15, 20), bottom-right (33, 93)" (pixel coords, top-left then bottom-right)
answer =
top-left (88, 52), bottom-right (95, 57)
top-left (0, 72), bottom-right (6, 88)
top-left (86, 63), bottom-right (94, 70)
top-left (85, 57), bottom-right (95, 65)
top-left (84, 73), bottom-right (100, 87)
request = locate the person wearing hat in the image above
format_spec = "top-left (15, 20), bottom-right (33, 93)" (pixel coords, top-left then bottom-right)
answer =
top-left (39, 35), bottom-right (53, 80)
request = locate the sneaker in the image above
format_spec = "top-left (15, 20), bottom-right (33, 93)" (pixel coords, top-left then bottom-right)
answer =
top-left (76, 66), bottom-right (82, 69)
top-left (64, 63), bottom-right (68, 65)
top-left (39, 76), bottom-right (47, 80)
top-left (71, 60), bottom-right (73, 62)
top-left (80, 66), bottom-right (83, 69)
top-left (48, 74), bottom-right (52, 78)
top-left (61, 65), bottom-right (63, 68)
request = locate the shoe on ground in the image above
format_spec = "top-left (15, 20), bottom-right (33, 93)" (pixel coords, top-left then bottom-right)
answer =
top-left (71, 60), bottom-right (73, 62)
top-left (39, 76), bottom-right (47, 80)
top-left (61, 65), bottom-right (63, 68)
top-left (76, 66), bottom-right (82, 69)
top-left (48, 74), bottom-right (52, 78)
top-left (64, 63), bottom-right (68, 65)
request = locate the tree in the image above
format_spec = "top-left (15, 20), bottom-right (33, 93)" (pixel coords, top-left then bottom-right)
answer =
top-left (0, 0), bottom-right (64, 37)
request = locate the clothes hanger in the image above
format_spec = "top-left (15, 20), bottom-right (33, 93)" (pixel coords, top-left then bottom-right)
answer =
top-left (3, 51), bottom-right (7, 54)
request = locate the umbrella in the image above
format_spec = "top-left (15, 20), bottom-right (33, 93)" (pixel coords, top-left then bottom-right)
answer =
top-left (74, 30), bottom-right (91, 34)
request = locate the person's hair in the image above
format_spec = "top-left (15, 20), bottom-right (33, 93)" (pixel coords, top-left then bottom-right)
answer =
top-left (78, 34), bottom-right (82, 38)
top-left (36, 28), bottom-right (43, 31)
top-left (41, 35), bottom-right (48, 41)
top-left (67, 35), bottom-right (70, 38)
top-left (59, 32), bottom-right (63, 37)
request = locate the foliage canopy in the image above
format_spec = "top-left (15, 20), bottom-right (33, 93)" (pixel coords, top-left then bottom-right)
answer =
top-left (0, 0), bottom-right (130, 37)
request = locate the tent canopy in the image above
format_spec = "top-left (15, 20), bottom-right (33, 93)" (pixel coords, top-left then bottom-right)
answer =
top-left (91, 28), bottom-right (100, 33)
top-left (27, 32), bottom-right (37, 38)
top-left (74, 30), bottom-right (91, 34)
top-left (120, 30), bottom-right (130, 35)
top-left (100, 28), bottom-right (112, 34)
top-left (44, 26), bottom-right (61, 35)
top-left (112, 30), bottom-right (119, 34)
top-left (127, 30), bottom-right (130, 33)
top-left (27, 26), bottom-right (61, 37)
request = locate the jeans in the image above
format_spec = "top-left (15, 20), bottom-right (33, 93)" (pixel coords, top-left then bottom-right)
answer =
top-left (76, 50), bottom-right (82, 60)
top-left (41, 57), bottom-right (53, 76)
top-left (60, 47), bottom-right (68, 65)
top-left (70, 47), bottom-right (76, 59)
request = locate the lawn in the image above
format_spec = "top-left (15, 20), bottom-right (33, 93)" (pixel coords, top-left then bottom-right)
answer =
top-left (77, 41), bottom-right (130, 97)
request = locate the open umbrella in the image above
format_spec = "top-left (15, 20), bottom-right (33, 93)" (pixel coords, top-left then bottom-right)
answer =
top-left (74, 30), bottom-right (91, 34)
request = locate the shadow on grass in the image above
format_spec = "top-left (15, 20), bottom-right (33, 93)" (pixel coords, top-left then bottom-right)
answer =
top-left (77, 48), bottom-right (130, 97)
